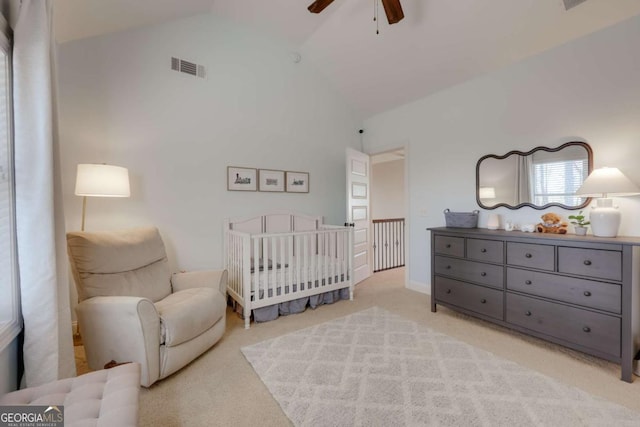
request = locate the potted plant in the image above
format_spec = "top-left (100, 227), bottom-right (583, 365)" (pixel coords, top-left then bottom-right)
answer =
top-left (568, 211), bottom-right (590, 236)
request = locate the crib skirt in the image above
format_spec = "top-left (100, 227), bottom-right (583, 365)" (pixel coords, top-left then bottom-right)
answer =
top-left (250, 288), bottom-right (350, 323)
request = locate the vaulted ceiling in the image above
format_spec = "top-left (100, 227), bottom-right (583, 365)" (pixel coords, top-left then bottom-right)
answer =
top-left (54, 0), bottom-right (640, 118)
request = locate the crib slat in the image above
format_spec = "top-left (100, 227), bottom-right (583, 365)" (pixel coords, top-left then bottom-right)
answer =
top-left (254, 236), bottom-right (261, 301)
top-left (304, 234), bottom-right (309, 290)
top-left (311, 233), bottom-right (317, 288)
top-left (231, 234), bottom-right (237, 296)
top-left (288, 235), bottom-right (294, 293)
top-left (242, 234), bottom-right (251, 328)
top-left (277, 235), bottom-right (282, 294)
top-left (322, 233), bottom-right (326, 285)
top-left (338, 229), bottom-right (343, 283)
top-left (262, 237), bottom-right (276, 298)
top-left (294, 234), bottom-right (300, 292)
top-left (270, 236), bottom-right (277, 298)
top-left (264, 236), bottom-right (270, 301)
top-left (324, 232), bottom-right (329, 286)
top-left (337, 230), bottom-right (341, 284)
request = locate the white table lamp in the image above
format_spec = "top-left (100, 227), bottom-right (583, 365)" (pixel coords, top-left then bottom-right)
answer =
top-left (75, 164), bottom-right (130, 231)
top-left (575, 167), bottom-right (640, 237)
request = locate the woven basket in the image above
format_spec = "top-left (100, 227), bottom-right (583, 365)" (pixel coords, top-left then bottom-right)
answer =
top-left (443, 209), bottom-right (479, 228)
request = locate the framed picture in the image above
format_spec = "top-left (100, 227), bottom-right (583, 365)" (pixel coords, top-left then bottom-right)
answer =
top-left (259, 169), bottom-right (285, 192)
top-left (286, 171), bottom-right (309, 193)
top-left (227, 166), bottom-right (257, 191)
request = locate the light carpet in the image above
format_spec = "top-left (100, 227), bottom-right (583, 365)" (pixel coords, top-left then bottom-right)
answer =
top-left (242, 306), bottom-right (640, 426)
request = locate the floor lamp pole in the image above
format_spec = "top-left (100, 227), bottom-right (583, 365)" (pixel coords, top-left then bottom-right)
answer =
top-left (81, 196), bottom-right (87, 231)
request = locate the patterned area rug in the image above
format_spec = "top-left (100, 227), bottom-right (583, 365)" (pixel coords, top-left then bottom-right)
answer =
top-left (241, 307), bottom-right (640, 426)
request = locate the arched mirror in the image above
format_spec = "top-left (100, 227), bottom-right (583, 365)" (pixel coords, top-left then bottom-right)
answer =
top-left (476, 141), bottom-right (593, 210)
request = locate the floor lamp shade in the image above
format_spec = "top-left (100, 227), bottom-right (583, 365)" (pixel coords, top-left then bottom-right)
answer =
top-left (75, 164), bottom-right (130, 197)
top-left (75, 164), bottom-right (130, 230)
top-left (575, 167), bottom-right (640, 237)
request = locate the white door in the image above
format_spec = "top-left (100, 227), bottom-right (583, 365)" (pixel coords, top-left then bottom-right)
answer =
top-left (346, 148), bottom-right (371, 285)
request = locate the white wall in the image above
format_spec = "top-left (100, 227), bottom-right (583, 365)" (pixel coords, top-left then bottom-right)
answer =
top-left (371, 159), bottom-right (405, 219)
top-left (363, 15), bottom-right (640, 293)
top-left (57, 13), bottom-right (362, 274)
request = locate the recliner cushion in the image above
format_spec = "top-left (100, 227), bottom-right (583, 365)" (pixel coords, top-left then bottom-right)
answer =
top-left (155, 288), bottom-right (225, 347)
top-left (67, 227), bottom-right (172, 302)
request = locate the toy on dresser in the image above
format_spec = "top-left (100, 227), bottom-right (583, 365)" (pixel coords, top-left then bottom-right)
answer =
top-left (536, 212), bottom-right (568, 234)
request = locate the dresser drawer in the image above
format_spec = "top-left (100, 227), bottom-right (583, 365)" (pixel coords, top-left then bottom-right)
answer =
top-left (506, 293), bottom-right (620, 358)
top-left (434, 256), bottom-right (504, 289)
top-left (506, 242), bottom-right (555, 271)
top-left (558, 247), bottom-right (622, 282)
top-left (467, 238), bottom-right (503, 264)
top-left (435, 276), bottom-right (503, 320)
top-left (434, 235), bottom-right (464, 257)
top-left (507, 268), bottom-right (621, 314)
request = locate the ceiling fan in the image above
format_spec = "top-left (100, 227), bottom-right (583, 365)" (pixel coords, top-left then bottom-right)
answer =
top-left (308, 0), bottom-right (405, 25)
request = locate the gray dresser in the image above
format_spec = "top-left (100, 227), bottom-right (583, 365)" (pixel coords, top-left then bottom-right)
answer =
top-left (429, 226), bottom-right (640, 382)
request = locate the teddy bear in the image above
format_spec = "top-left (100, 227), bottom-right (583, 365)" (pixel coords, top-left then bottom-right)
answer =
top-left (536, 212), bottom-right (568, 234)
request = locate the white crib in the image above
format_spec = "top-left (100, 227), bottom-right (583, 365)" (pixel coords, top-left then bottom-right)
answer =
top-left (224, 212), bottom-right (353, 329)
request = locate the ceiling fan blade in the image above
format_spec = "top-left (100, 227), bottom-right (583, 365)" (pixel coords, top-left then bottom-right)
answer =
top-left (308, 0), bottom-right (335, 14)
top-left (381, 0), bottom-right (405, 24)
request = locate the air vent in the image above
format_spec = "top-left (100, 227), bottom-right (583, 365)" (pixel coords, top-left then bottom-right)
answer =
top-left (171, 57), bottom-right (206, 79)
top-left (563, 0), bottom-right (588, 10)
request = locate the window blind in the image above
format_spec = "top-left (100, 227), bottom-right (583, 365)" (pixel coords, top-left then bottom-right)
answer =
top-left (532, 159), bottom-right (588, 206)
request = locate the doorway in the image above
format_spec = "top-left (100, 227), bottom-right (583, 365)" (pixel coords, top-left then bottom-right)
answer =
top-left (370, 148), bottom-right (407, 278)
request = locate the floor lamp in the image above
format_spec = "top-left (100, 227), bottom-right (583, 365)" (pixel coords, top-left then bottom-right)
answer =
top-left (75, 164), bottom-right (130, 231)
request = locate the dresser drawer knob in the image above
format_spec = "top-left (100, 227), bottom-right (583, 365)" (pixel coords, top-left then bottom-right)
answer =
top-left (480, 272), bottom-right (487, 277)
top-left (584, 260), bottom-right (592, 266)
top-left (445, 265), bottom-right (452, 270)
top-left (525, 253), bottom-right (532, 258)
top-left (481, 248), bottom-right (487, 253)
top-left (525, 280), bottom-right (532, 285)
top-left (446, 244), bottom-right (452, 248)
top-left (584, 291), bottom-right (592, 297)
top-left (525, 311), bottom-right (532, 316)
top-left (481, 299), bottom-right (487, 304)
top-left (446, 289), bottom-right (451, 294)
top-left (583, 326), bottom-right (591, 333)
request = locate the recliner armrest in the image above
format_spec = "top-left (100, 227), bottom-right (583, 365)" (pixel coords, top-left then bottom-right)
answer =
top-left (171, 269), bottom-right (227, 296)
top-left (76, 296), bottom-right (160, 387)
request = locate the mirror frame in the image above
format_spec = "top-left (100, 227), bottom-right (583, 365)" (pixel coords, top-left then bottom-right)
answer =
top-left (476, 141), bottom-right (593, 210)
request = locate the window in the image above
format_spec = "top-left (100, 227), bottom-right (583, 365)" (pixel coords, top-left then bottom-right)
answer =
top-left (532, 157), bottom-right (588, 207)
top-left (0, 15), bottom-right (19, 347)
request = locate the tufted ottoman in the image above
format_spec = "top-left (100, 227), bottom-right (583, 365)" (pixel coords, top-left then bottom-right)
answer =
top-left (0, 363), bottom-right (140, 426)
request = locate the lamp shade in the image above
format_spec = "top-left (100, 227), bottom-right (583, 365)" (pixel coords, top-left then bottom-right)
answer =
top-left (575, 167), bottom-right (640, 198)
top-left (75, 164), bottom-right (130, 197)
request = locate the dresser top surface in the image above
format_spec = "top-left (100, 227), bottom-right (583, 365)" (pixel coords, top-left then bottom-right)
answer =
top-left (428, 227), bottom-right (640, 246)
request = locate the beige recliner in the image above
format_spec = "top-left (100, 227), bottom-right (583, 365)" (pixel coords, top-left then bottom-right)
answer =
top-left (66, 227), bottom-right (227, 387)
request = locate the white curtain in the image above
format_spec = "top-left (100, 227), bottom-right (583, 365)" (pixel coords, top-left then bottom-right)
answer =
top-left (515, 154), bottom-right (534, 205)
top-left (14, 0), bottom-right (75, 386)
